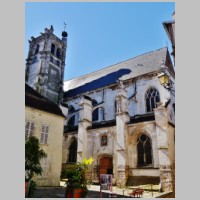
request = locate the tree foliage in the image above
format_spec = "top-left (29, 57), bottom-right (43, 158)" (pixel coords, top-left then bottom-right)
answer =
top-left (25, 136), bottom-right (47, 180)
top-left (61, 157), bottom-right (93, 189)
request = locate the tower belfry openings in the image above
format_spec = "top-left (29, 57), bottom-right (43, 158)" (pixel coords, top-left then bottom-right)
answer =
top-left (25, 25), bottom-right (68, 104)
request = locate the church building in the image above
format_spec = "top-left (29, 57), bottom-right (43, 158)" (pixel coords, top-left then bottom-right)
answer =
top-left (62, 46), bottom-right (175, 192)
top-left (25, 15), bottom-right (175, 192)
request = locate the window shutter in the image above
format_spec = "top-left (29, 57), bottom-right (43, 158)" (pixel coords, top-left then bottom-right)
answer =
top-left (40, 133), bottom-right (44, 144)
top-left (44, 126), bottom-right (49, 144)
top-left (25, 122), bottom-right (30, 140)
top-left (30, 123), bottom-right (34, 137)
top-left (25, 121), bottom-right (34, 140)
top-left (40, 125), bottom-right (49, 144)
top-left (26, 122), bottom-right (30, 129)
top-left (40, 125), bottom-right (45, 144)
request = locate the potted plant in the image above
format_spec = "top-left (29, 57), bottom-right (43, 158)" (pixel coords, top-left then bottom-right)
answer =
top-left (25, 136), bottom-right (47, 197)
top-left (61, 157), bottom-right (93, 198)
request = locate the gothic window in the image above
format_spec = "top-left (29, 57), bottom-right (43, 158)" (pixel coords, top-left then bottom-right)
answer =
top-left (101, 135), bottom-right (107, 146)
top-left (35, 44), bottom-right (40, 54)
top-left (25, 121), bottom-right (34, 140)
top-left (145, 87), bottom-right (160, 112)
top-left (56, 48), bottom-right (61, 59)
top-left (137, 134), bottom-right (152, 166)
top-left (92, 99), bottom-right (99, 121)
top-left (114, 100), bottom-right (117, 114)
top-left (92, 108), bottom-right (99, 121)
top-left (40, 125), bottom-right (49, 144)
top-left (68, 115), bottom-right (75, 127)
top-left (99, 107), bottom-right (105, 121)
top-left (68, 137), bottom-right (77, 163)
top-left (51, 43), bottom-right (55, 55)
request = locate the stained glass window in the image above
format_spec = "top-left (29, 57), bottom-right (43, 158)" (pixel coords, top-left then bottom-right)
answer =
top-left (137, 134), bottom-right (152, 166)
top-left (145, 88), bottom-right (160, 112)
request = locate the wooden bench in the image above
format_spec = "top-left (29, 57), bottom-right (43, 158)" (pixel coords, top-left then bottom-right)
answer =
top-left (129, 188), bottom-right (144, 198)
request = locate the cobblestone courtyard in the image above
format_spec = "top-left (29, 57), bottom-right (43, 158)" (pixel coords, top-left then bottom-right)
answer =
top-left (33, 184), bottom-right (174, 198)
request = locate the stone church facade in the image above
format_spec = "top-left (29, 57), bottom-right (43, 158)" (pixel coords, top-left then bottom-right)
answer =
top-left (25, 17), bottom-right (175, 192)
top-left (62, 47), bottom-right (175, 191)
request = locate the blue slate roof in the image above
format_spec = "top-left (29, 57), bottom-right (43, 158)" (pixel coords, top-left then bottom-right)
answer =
top-left (63, 47), bottom-right (174, 99)
top-left (64, 69), bottom-right (131, 98)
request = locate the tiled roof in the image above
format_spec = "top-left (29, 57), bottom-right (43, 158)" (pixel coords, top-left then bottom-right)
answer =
top-left (64, 47), bottom-right (174, 98)
top-left (25, 84), bottom-right (65, 117)
top-left (63, 69), bottom-right (131, 98)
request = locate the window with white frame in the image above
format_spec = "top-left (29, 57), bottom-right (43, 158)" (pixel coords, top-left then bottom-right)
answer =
top-left (25, 121), bottom-right (34, 140)
top-left (40, 125), bottom-right (49, 144)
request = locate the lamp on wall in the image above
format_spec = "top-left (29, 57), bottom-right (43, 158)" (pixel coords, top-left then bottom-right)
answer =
top-left (158, 72), bottom-right (175, 96)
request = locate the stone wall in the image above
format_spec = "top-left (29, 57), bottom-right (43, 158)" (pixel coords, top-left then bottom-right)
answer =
top-left (26, 27), bottom-right (67, 104)
top-left (64, 76), bottom-right (170, 122)
top-left (62, 73), bottom-right (175, 188)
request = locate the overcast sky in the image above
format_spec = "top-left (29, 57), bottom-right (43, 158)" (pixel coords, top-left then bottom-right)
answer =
top-left (25, 2), bottom-right (175, 81)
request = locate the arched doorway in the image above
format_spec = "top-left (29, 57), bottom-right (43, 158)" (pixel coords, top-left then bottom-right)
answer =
top-left (68, 137), bottom-right (77, 163)
top-left (99, 157), bottom-right (113, 175)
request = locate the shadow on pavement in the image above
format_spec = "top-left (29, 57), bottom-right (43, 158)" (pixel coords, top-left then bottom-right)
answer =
top-left (86, 190), bottom-right (131, 198)
top-left (34, 187), bottom-right (131, 198)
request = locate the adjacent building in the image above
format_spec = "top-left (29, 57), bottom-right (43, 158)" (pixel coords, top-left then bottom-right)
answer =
top-left (25, 84), bottom-right (65, 186)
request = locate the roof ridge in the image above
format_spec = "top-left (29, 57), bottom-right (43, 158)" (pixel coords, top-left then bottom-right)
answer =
top-left (64, 47), bottom-right (167, 83)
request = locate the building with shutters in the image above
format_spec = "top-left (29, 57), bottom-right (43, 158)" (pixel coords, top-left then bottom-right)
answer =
top-left (25, 84), bottom-right (65, 186)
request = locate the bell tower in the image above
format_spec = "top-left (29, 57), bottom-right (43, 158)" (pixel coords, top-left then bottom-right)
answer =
top-left (25, 25), bottom-right (68, 104)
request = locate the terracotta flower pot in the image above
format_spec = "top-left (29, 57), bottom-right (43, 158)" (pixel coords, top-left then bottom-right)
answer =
top-left (65, 187), bottom-right (73, 198)
top-left (73, 188), bottom-right (84, 198)
top-left (25, 181), bottom-right (29, 197)
top-left (65, 187), bottom-right (86, 198)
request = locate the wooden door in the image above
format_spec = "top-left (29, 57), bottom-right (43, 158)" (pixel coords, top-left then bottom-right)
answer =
top-left (99, 157), bottom-right (113, 175)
